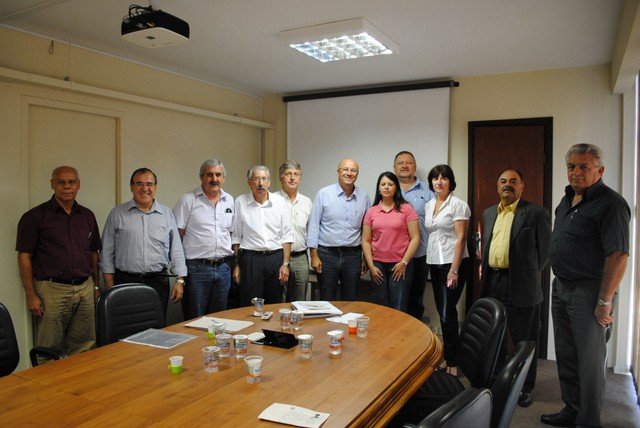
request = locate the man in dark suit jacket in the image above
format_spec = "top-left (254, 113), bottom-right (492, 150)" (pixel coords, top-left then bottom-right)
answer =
top-left (481, 169), bottom-right (551, 408)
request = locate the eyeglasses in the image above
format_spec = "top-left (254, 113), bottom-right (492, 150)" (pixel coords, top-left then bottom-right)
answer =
top-left (339, 167), bottom-right (358, 174)
top-left (250, 177), bottom-right (270, 183)
top-left (133, 181), bottom-right (156, 188)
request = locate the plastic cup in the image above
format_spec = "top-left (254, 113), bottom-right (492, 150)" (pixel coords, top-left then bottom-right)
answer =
top-left (279, 308), bottom-right (292, 329)
top-left (297, 334), bottom-right (314, 359)
top-left (233, 334), bottom-right (249, 359)
top-left (291, 310), bottom-right (304, 331)
top-left (348, 319), bottom-right (357, 334)
top-left (252, 298), bottom-right (265, 316)
top-left (327, 330), bottom-right (344, 355)
top-left (245, 355), bottom-right (263, 384)
top-left (202, 346), bottom-right (220, 373)
top-left (207, 323), bottom-right (216, 339)
top-left (168, 355), bottom-right (183, 373)
top-left (212, 322), bottom-right (226, 335)
top-left (216, 333), bottom-right (232, 358)
top-left (357, 316), bottom-right (370, 338)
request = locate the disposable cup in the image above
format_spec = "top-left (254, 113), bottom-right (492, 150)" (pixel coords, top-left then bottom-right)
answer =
top-left (327, 330), bottom-right (344, 355)
top-left (291, 310), bottom-right (304, 331)
top-left (245, 355), bottom-right (263, 383)
top-left (297, 334), bottom-right (314, 359)
top-left (252, 297), bottom-right (265, 316)
top-left (233, 334), bottom-right (249, 359)
top-left (168, 355), bottom-right (183, 373)
top-left (348, 319), bottom-right (357, 334)
top-left (279, 308), bottom-right (292, 329)
top-left (202, 346), bottom-right (220, 373)
top-left (217, 333), bottom-right (232, 358)
top-left (357, 316), bottom-right (370, 338)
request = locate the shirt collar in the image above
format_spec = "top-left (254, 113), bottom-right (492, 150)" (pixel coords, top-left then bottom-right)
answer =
top-left (498, 198), bottom-right (520, 214)
top-left (195, 186), bottom-right (227, 200)
top-left (335, 182), bottom-right (359, 199)
top-left (249, 192), bottom-right (273, 207)
top-left (563, 178), bottom-right (605, 201)
top-left (47, 195), bottom-right (80, 213)
top-left (126, 198), bottom-right (161, 213)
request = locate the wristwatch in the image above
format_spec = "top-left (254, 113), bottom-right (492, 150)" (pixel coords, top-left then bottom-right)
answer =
top-left (597, 299), bottom-right (611, 306)
top-left (282, 261), bottom-right (290, 267)
top-left (176, 278), bottom-right (185, 285)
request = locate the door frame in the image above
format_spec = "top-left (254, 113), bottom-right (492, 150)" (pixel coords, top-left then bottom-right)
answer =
top-left (467, 117), bottom-right (553, 358)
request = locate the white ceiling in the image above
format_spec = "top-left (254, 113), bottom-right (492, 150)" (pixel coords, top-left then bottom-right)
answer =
top-left (0, 0), bottom-right (624, 97)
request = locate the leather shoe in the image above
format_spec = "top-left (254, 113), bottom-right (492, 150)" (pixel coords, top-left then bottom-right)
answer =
top-left (540, 412), bottom-right (575, 427)
top-left (517, 391), bottom-right (532, 407)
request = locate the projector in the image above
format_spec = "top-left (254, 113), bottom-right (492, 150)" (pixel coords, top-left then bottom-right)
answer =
top-left (121, 8), bottom-right (189, 48)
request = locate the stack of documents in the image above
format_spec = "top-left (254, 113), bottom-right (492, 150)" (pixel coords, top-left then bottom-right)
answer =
top-left (291, 301), bottom-right (342, 318)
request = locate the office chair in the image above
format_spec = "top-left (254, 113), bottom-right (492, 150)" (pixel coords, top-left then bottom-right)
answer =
top-left (489, 341), bottom-right (535, 428)
top-left (403, 388), bottom-right (492, 428)
top-left (96, 283), bottom-right (166, 347)
top-left (396, 297), bottom-right (506, 424)
top-left (0, 302), bottom-right (65, 375)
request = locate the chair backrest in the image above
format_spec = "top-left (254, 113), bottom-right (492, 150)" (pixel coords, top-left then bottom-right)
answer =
top-left (0, 303), bottom-right (20, 377)
top-left (96, 284), bottom-right (166, 347)
top-left (490, 340), bottom-right (535, 428)
top-left (458, 297), bottom-right (506, 387)
top-left (414, 388), bottom-right (492, 428)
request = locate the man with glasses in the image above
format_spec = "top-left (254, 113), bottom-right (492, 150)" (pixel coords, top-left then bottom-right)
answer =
top-left (277, 160), bottom-right (312, 301)
top-left (232, 165), bottom-right (293, 306)
top-left (173, 159), bottom-right (234, 319)
top-left (100, 167), bottom-right (187, 317)
top-left (308, 158), bottom-right (371, 301)
top-left (16, 166), bottom-right (102, 359)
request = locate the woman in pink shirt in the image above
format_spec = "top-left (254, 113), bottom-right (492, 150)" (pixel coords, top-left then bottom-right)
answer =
top-left (362, 172), bottom-right (420, 312)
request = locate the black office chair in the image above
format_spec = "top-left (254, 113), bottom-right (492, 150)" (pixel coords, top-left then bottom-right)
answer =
top-left (403, 388), bottom-right (492, 428)
top-left (0, 302), bottom-right (65, 375)
top-left (397, 297), bottom-right (506, 424)
top-left (489, 341), bottom-right (535, 428)
top-left (96, 284), bottom-right (165, 347)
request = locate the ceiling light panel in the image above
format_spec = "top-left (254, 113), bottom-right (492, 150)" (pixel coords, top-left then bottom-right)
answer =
top-left (280, 18), bottom-right (397, 63)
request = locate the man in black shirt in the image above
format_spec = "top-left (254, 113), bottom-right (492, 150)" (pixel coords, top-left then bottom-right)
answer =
top-left (542, 144), bottom-right (630, 428)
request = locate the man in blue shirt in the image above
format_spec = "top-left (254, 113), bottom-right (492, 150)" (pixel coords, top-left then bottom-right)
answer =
top-left (394, 151), bottom-right (435, 320)
top-left (308, 158), bottom-right (371, 300)
top-left (100, 168), bottom-right (187, 316)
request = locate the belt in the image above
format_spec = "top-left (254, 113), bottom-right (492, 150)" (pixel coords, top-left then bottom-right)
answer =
top-left (115, 269), bottom-right (166, 278)
top-left (241, 249), bottom-right (283, 256)
top-left (490, 267), bottom-right (510, 274)
top-left (319, 245), bottom-right (362, 253)
top-left (291, 250), bottom-right (307, 257)
top-left (188, 257), bottom-right (231, 267)
top-left (39, 277), bottom-right (88, 285)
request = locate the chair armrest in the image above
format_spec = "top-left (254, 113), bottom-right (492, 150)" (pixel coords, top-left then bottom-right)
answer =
top-left (30, 347), bottom-right (67, 367)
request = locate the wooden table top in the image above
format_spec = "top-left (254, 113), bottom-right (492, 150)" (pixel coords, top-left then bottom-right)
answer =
top-left (3, 301), bottom-right (442, 427)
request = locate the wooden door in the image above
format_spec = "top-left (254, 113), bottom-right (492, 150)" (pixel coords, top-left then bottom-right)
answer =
top-left (468, 117), bottom-right (552, 357)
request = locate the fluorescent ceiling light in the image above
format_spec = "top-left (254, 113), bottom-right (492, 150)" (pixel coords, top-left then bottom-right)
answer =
top-left (280, 18), bottom-right (397, 63)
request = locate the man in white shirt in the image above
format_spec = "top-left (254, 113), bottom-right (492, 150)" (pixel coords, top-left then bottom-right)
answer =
top-left (173, 159), bottom-right (234, 319)
top-left (232, 165), bottom-right (293, 306)
top-left (276, 160), bottom-right (312, 302)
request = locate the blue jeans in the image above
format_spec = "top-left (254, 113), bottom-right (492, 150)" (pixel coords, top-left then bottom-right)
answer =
top-left (184, 260), bottom-right (231, 319)
top-left (317, 246), bottom-right (361, 301)
top-left (372, 260), bottom-right (413, 312)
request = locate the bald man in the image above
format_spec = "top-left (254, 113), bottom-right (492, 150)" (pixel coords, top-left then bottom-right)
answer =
top-left (308, 159), bottom-right (371, 300)
top-left (16, 166), bottom-right (102, 359)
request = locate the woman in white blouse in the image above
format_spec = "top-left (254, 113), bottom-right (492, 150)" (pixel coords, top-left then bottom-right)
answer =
top-left (425, 164), bottom-right (471, 376)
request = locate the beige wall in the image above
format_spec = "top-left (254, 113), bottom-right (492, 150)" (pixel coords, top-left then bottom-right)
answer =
top-left (1, 27), bottom-right (267, 370)
top-left (266, 64), bottom-right (624, 346)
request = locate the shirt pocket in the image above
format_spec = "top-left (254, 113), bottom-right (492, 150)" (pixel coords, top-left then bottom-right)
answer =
top-left (149, 223), bottom-right (168, 246)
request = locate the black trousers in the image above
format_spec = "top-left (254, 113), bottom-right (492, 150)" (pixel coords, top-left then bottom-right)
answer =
top-left (238, 249), bottom-right (284, 307)
top-left (485, 269), bottom-right (540, 393)
top-left (114, 269), bottom-right (170, 319)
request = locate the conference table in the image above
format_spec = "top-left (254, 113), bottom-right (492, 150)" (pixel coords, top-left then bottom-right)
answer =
top-left (1, 301), bottom-right (442, 427)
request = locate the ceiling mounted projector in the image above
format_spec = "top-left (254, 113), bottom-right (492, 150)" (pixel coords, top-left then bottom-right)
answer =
top-left (121, 5), bottom-right (189, 48)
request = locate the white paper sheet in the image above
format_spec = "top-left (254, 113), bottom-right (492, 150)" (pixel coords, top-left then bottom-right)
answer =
top-left (326, 312), bottom-right (363, 324)
top-left (183, 316), bottom-right (254, 333)
top-left (259, 403), bottom-right (330, 428)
